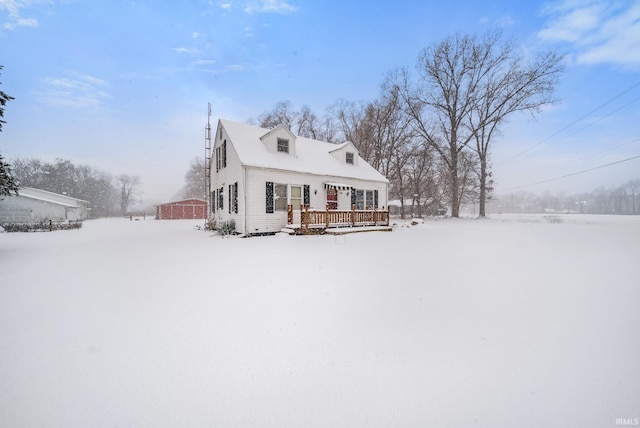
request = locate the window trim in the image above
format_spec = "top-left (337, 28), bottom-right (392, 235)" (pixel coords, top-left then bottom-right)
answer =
top-left (277, 138), bottom-right (289, 153)
top-left (274, 183), bottom-right (288, 211)
top-left (346, 152), bottom-right (354, 164)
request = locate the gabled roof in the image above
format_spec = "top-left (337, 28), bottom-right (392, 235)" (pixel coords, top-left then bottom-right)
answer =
top-left (15, 187), bottom-right (90, 208)
top-left (155, 198), bottom-right (206, 206)
top-left (220, 119), bottom-right (388, 183)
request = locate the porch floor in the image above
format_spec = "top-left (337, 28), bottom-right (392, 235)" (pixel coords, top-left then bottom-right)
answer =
top-left (282, 223), bottom-right (393, 235)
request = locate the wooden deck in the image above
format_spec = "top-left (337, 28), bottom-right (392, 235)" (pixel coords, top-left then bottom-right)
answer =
top-left (287, 205), bottom-right (391, 234)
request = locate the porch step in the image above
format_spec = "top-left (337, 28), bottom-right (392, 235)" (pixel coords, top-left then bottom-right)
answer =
top-left (279, 226), bottom-right (296, 235)
top-left (325, 225), bottom-right (393, 235)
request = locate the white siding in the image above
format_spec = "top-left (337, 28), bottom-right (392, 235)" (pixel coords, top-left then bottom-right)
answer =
top-left (0, 197), bottom-right (68, 222)
top-left (244, 166), bottom-right (388, 235)
top-left (210, 126), bottom-right (245, 233)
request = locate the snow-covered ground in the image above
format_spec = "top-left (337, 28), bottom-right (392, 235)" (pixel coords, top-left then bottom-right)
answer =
top-left (1, 215), bottom-right (639, 427)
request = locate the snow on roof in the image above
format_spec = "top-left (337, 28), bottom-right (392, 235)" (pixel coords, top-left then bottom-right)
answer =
top-left (16, 187), bottom-right (89, 208)
top-left (220, 119), bottom-right (388, 183)
top-left (155, 198), bottom-right (206, 206)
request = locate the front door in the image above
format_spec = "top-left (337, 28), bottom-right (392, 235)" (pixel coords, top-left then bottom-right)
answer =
top-left (290, 185), bottom-right (302, 224)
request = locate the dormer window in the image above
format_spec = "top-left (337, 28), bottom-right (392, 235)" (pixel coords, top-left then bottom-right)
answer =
top-left (346, 152), bottom-right (354, 164)
top-left (277, 138), bottom-right (289, 153)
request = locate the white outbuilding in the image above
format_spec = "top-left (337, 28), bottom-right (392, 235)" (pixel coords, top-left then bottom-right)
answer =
top-left (0, 187), bottom-right (90, 223)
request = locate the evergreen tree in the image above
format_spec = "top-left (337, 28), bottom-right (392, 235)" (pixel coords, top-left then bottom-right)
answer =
top-left (0, 65), bottom-right (18, 197)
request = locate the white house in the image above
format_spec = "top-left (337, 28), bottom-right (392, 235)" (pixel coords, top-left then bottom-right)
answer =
top-left (0, 187), bottom-right (90, 223)
top-left (209, 119), bottom-right (389, 235)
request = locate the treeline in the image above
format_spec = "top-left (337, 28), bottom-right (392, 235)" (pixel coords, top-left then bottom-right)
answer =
top-left (10, 157), bottom-right (141, 217)
top-left (252, 31), bottom-right (564, 218)
top-left (491, 179), bottom-right (640, 215)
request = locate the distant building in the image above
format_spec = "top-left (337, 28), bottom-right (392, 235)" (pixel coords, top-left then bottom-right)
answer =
top-left (0, 187), bottom-right (89, 223)
top-left (155, 198), bottom-right (207, 220)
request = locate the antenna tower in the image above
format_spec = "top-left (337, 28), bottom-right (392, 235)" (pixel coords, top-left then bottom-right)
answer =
top-left (204, 102), bottom-right (212, 228)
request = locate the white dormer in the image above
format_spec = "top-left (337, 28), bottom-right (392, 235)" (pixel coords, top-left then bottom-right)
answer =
top-left (330, 141), bottom-right (359, 166)
top-left (260, 124), bottom-right (297, 156)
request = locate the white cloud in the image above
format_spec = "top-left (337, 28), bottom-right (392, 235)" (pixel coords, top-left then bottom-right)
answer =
top-left (191, 59), bottom-right (217, 66)
top-left (0, 0), bottom-right (44, 30)
top-left (37, 73), bottom-right (110, 109)
top-left (538, 0), bottom-right (640, 68)
top-left (243, 0), bottom-right (297, 14)
top-left (217, 1), bottom-right (232, 10)
top-left (172, 47), bottom-right (204, 55)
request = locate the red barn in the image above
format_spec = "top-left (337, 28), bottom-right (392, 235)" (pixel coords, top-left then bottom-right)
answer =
top-left (155, 198), bottom-right (207, 220)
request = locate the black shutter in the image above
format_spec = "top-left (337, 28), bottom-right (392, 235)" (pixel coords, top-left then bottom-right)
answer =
top-left (222, 140), bottom-right (227, 168)
top-left (211, 191), bottom-right (216, 213)
top-left (351, 187), bottom-right (356, 208)
top-left (228, 184), bottom-right (232, 213)
top-left (219, 187), bottom-right (224, 210)
top-left (234, 182), bottom-right (238, 214)
top-left (303, 185), bottom-right (310, 206)
top-left (374, 190), bottom-right (379, 208)
top-left (266, 182), bottom-right (274, 213)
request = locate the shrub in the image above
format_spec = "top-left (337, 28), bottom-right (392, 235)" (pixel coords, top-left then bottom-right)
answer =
top-left (0, 220), bottom-right (83, 232)
top-left (216, 220), bottom-right (236, 235)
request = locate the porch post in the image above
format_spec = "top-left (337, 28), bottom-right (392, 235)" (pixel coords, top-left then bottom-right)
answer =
top-left (325, 204), bottom-right (329, 229)
top-left (351, 204), bottom-right (355, 227)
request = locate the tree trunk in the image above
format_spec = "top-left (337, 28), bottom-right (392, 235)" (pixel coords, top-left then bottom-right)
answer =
top-left (478, 157), bottom-right (487, 218)
top-left (450, 152), bottom-right (460, 217)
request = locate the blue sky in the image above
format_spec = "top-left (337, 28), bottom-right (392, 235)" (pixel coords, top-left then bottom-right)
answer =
top-left (1, 0), bottom-right (639, 204)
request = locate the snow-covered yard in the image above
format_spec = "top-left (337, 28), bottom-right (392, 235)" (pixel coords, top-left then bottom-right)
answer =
top-left (1, 215), bottom-right (639, 427)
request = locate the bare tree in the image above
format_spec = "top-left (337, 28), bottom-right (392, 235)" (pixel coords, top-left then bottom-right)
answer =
top-left (11, 157), bottom-right (118, 217)
top-left (117, 174), bottom-right (141, 215)
top-left (626, 179), bottom-right (640, 215)
top-left (328, 99), bottom-right (369, 147)
top-left (406, 144), bottom-right (438, 217)
top-left (398, 32), bottom-right (563, 217)
top-left (180, 157), bottom-right (206, 199)
top-left (296, 105), bottom-right (319, 139)
top-left (466, 32), bottom-right (564, 216)
top-left (257, 100), bottom-right (297, 130)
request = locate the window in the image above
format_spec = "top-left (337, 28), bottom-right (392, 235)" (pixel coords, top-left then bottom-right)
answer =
top-left (274, 183), bottom-right (288, 211)
top-left (267, 182), bottom-right (307, 212)
top-left (346, 152), bottom-right (354, 164)
top-left (216, 141), bottom-right (227, 171)
top-left (290, 185), bottom-right (302, 210)
top-left (366, 190), bottom-right (374, 209)
top-left (355, 189), bottom-right (365, 210)
top-left (352, 188), bottom-right (378, 209)
top-left (229, 182), bottom-right (238, 214)
top-left (277, 138), bottom-right (289, 153)
top-left (218, 187), bottom-right (224, 210)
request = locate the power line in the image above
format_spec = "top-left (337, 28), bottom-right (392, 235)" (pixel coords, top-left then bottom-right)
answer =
top-left (500, 154), bottom-right (640, 192)
top-left (498, 79), bottom-right (640, 166)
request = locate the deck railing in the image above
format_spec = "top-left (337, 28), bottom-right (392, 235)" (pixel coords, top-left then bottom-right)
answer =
top-left (288, 205), bottom-right (390, 231)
